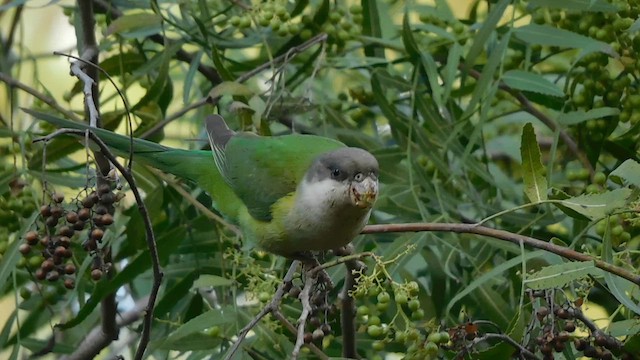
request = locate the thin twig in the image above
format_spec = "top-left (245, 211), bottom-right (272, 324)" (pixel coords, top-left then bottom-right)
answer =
top-left (469, 333), bottom-right (539, 360)
top-left (223, 261), bottom-right (300, 360)
top-left (272, 310), bottom-right (329, 360)
top-left (140, 33), bottom-right (329, 139)
top-left (341, 256), bottom-right (365, 359)
top-left (292, 274), bottom-right (313, 359)
top-left (0, 73), bottom-right (81, 121)
top-left (3, 4), bottom-right (24, 56)
top-left (362, 223), bottom-right (640, 285)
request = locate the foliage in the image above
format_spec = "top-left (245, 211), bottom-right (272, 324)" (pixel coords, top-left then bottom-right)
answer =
top-left (1, 0), bottom-right (640, 359)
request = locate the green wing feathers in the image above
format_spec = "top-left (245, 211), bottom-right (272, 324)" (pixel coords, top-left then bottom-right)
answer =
top-left (224, 134), bottom-right (345, 221)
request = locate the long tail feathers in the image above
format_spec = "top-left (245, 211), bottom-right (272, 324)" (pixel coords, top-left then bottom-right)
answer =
top-left (204, 115), bottom-right (234, 182)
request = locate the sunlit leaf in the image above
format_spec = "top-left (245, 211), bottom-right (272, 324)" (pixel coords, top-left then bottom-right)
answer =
top-left (520, 123), bottom-right (548, 203)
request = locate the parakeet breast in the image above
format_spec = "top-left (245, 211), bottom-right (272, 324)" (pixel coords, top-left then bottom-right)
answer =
top-left (278, 178), bottom-right (371, 255)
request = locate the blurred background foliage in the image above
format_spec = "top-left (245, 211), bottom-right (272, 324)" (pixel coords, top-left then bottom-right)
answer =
top-left (1, 0), bottom-right (640, 359)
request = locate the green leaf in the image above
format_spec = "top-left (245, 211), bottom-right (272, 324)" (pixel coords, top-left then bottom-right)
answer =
top-left (362, 0), bottom-right (385, 59)
top-left (183, 50), bottom-right (203, 104)
top-left (208, 81), bottom-right (254, 99)
top-left (191, 274), bottom-right (234, 289)
top-left (465, 0), bottom-right (510, 69)
top-left (502, 70), bottom-right (564, 98)
top-left (446, 251), bottom-right (544, 314)
top-left (58, 225), bottom-right (185, 329)
top-left (520, 123), bottom-right (548, 203)
top-left (160, 307), bottom-right (234, 347)
top-left (557, 107), bottom-right (620, 126)
top-left (529, 0), bottom-right (617, 12)
top-left (515, 24), bottom-right (616, 56)
top-left (525, 261), bottom-right (601, 290)
top-left (105, 13), bottom-right (162, 38)
top-left (556, 188), bottom-right (632, 220)
top-left (610, 159), bottom-right (640, 187)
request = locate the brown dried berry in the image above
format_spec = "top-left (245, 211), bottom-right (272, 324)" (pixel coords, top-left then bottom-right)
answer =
top-left (91, 268), bottom-right (103, 281)
top-left (564, 321), bottom-right (576, 332)
top-left (574, 338), bottom-right (588, 351)
top-left (54, 246), bottom-right (67, 258)
top-left (52, 192), bottom-right (64, 203)
top-left (64, 278), bottom-right (75, 289)
top-left (45, 216), bottom-right (58, 228)
top-left (303, 332), bottom-right (313, 344)
top-left (557, 331), bottom-right (571, 342)
top-left (553, 340), bottom-right (565, 352)
top-left (58, 226), bottom-right (74, 237)
top-left (321, 324), bottom-right (331, 334)
top-left (35, 268), bottom-right (46, 280)
top-left (40, 205), bottom-right (51, 217)
top-left (46, 270), bottom-right (59, 282)
top-left (555, 308), bottom-right (570, 319)
top-left (50, 206), bottom-right (63, 218)
top-left (312, 328), bottom-right (325, 342)
top-left (64, 263), bottom-right (76, 275)
top-left (100, 213), bottom-right (114, 226)
top-left (73, 220), bottom-right (86, 231)
top-left (594, 333), bottom-right (607, 346)
top-left (19, 244), bottom-right (31, 255)
top-left (78, 208), bottom-right (91, 221)
top-left (40, 235), bottom-right (50, 247)
top-left (66, 211), bottom-right (78, 223)
top-left (310, 317), bottom-right (321, 327)
top-left (100, 192), bottom-right (114, 205)
top-left (41, 259), bottom-right (55, 272)
top-left (58, 236), bottom-right (71, 248)
top-left (52, 255), bottom-right (63, 265)
top-left (94, 205), bottom-right (108, 215)
top-left (25, 231), bottom-right (39, 245)
top-left (91, 228), bottom-right (104, 241)
top-left (83, 239), bottom-right (97, 251)
top-left (98, 183), bottom-right (111, 194)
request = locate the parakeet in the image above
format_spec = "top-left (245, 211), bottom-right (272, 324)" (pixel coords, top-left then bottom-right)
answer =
top-left (35, 114), bottom-right (379, 258)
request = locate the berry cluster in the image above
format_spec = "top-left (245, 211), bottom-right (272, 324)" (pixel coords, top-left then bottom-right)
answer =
top-left (19, 182), bottom-right (122, 292)
top-left (526, 290), bottom-right (634, 359)
top-left (227, 1), bottom-right (363, 46)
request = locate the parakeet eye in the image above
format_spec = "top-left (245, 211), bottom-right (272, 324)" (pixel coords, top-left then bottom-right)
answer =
top-left (331, 168), bottom-right (341, 178)
top-left (354, 173), bottom-right (364, 181)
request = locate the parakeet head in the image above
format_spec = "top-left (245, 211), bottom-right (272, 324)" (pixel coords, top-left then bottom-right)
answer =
top-left (305, 147), bottom-right (379, 209)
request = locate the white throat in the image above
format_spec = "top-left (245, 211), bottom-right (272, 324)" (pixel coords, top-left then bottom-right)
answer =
top-left (284, 178), bottom-right (372, 252)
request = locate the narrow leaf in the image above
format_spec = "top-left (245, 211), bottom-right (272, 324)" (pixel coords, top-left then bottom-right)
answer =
top-left (610, 159), bottom-right (640, 187)
top-left (557, 188), bottom-right (632, 220)
top-left (520, 123), bottom-right (548, 203)
top-left (502, 70), bottom-right (564, 97)
top-left (191, 274), bottom-right (234, 289)
top-left (208, 81), bottom-right (254, 99)
top-left (557, 107), bottom-right (620, 126)
top-left (529, 0), bottom-right (617, 12)
top-left (106, 13), bottom-right (162, 37)
top-left (525, 261), bottom-right (600, 290)
top-left (466, 0), bottom-right (510, 69)
top-left (515, 24), bottom-right (616, 56)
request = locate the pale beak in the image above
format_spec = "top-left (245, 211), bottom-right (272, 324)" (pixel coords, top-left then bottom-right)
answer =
top-left (350, 176), bottom-right (378, 209)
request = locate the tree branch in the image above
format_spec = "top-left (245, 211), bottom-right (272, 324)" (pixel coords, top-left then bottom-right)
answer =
top-left (362, 223), bottom-right (640, 286)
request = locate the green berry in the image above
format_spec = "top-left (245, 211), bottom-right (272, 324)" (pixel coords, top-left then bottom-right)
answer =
top-left (425, 341), bottom-right (439, 355)
top-left (367, 324), bottom-right (383, 338)
top-left (368, 315), bottom-right (381, 326)
top-left (408, 299), bottom-right (421, 312)
top-left (407, 281), bottom-right (419, 295)
top-left (395, 292), bottom-right (408, 305)
top-left (349, 5), bottom-right (363, 14)
top-left (357, 305), bottom-right (370, 317)
top-left (230, 15), bottom-right (241, 26)
top-left (376, 301), bottom-right (389, 312)
top-left (258, 291), bottom-right (271, 302)
top-left (427, 332), bottom-right (441, 343)
top-left (439, 331), bottom-right (450, 343)
top-left (411, 309), bottom-right (425, 320)
top-left (372, 340), bottom-right (385, 351)
top-left (377, 291), bottom-right (390, 304)
top-left (593, 172), bottom-right (606, 185)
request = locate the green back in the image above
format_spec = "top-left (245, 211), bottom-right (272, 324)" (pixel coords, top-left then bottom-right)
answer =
top-left (223, 133), bottom-right (345, 221)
